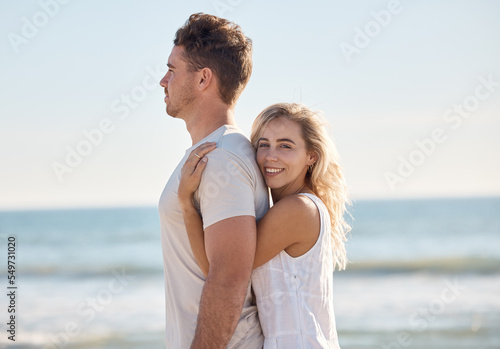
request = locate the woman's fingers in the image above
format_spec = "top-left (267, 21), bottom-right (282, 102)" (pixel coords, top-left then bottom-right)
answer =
top-left (178, 143), bottom-right (215, 201)
top-left (190, 142), bottom-right (213, 179)
top-left (182, 142), bottom-right (216, 176)
top-left (191, 156), bottom-right (208, 181)
top-left (190, 142), bottom-right (216, 163)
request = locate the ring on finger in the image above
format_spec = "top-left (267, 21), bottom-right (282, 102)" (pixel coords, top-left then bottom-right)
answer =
top-left (194, 153), bottom-right (201, 159)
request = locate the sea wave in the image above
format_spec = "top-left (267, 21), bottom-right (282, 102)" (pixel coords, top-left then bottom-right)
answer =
top-left (3, 256), bottom-right (500, 277)
top-left (0, 264), bottom-right (163, 278)
top-left (1, 329), bottom-right (165, 349)
top-left (346, 256), bottom-right (500, 274)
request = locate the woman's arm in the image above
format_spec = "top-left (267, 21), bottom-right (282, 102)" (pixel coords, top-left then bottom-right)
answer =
top-left (179, 197), bottom-right (210, 276)
top-left (252, 194), bottom-right (320, 268)
top-left (178, 142), bottom-right (216, 277)
top-left (179, 143), bottom-right (320, 272)
top-left (182, 189), bottom-right (320, 272)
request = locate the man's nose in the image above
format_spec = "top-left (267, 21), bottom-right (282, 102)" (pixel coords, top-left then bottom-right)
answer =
top-left (159, 73), bottom-right (168, 88)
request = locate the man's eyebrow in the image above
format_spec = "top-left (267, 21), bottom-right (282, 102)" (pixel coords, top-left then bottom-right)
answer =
top-left (167, 63), bottom-right (175, 69)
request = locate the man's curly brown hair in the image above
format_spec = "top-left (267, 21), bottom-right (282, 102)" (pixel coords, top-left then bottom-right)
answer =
top-left (174, 13), bottom-right (253, 106)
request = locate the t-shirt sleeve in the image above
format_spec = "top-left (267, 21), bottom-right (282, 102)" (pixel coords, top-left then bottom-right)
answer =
top-left (194, 148), bottom-right (256, 230)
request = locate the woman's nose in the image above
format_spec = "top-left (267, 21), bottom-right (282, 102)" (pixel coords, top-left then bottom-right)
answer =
top-left (265, 149), bottom-right (278, 161)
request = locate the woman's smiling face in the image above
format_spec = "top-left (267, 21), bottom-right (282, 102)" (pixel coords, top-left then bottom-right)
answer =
top-left (256, 116), bottom-right (316, 196)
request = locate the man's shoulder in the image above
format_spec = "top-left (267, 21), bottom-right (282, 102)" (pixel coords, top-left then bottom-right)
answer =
top-left (219, 126), bottom-right (252, 148)
top-left (214, 126), bottom-right (255, 160)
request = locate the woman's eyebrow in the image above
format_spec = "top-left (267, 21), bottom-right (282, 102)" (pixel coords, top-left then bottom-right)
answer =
top-left (258, 137), bottom-right (296, 144)
top-left (276, 138), bottom-right (296, 144)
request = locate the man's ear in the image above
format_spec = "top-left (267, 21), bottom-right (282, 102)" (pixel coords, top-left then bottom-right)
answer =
top-left (198, 67), bottom-right (213, 91)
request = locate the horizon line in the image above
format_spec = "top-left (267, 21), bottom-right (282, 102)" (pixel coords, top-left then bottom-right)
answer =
top-left (1, 194), bottom-right (499, 212)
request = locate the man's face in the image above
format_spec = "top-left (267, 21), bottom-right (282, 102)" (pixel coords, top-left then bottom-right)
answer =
top-left (160, 46), bottom-right (197, 119)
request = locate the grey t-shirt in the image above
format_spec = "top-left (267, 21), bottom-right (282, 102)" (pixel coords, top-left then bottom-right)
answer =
top-left (159, 125), bottom-right (269, 348)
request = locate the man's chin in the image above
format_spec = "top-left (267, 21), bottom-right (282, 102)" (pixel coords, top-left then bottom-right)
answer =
top-left (166, 107), bottom-right (177, 118)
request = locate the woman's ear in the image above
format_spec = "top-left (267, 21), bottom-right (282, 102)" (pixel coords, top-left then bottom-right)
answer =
top-left (308, 151), bottom-right (319, 166)
top-left (198, 67), bottom-right (213, 91)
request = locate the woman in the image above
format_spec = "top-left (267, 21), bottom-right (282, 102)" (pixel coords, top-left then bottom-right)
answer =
top-left (178, 103), bottom-right (350, 348)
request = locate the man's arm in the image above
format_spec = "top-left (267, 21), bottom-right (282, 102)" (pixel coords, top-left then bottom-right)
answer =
top-left (191, 215), bottom-right (256, 348)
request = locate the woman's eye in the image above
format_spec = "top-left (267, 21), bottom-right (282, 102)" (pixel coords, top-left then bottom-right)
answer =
top-left (280, 144), bottom-right (291, 149)
top-left (258, 143), bottom-right (269, 148)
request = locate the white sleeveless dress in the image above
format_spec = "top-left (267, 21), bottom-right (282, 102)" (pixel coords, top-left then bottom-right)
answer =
top-left (251, 193), bottom-right (341, 348)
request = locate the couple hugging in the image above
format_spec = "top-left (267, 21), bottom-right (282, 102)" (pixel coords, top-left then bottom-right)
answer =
top-left (158, 13), bottom-right (350, 349)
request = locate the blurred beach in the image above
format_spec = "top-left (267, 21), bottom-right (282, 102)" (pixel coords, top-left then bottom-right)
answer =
top-left (0, 197), bottom-right (499, 348)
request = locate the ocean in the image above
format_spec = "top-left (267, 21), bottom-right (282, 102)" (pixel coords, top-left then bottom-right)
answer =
top-left (0, 197), bottom-right (499, 348)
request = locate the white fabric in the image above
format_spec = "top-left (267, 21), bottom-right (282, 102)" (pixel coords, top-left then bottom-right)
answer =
top-left (251, 193), bottom-right (340, 349)
top-left (159, 125), bottom-right (269, 348)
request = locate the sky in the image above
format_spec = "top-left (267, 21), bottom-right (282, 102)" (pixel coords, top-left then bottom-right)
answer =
top-left (1, 0), bottom-right (499, 210)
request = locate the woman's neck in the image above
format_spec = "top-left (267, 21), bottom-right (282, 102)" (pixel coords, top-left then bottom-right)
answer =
top-left (271, 183), bottom-right (314, 204)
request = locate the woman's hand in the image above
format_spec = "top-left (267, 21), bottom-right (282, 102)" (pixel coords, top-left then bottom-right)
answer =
top-left (178, 142), bottom-right (217, 206)
top-left (178, 142), bottom-right (216, 277)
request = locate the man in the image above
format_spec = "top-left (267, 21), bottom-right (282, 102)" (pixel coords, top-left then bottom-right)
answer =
top-left (158, 13), bottom-right (269, 348)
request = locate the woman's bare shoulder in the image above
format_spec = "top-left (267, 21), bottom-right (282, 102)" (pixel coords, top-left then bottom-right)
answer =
top-left (268, 194), bottom-right (319, 228)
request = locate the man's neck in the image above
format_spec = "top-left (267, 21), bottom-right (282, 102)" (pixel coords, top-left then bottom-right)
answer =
top-left (186, 104), bottom-right (236, 145)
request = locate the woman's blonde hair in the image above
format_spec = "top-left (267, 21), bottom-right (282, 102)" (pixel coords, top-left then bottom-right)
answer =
top-left (250, 103), bottom-right (351, 270)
